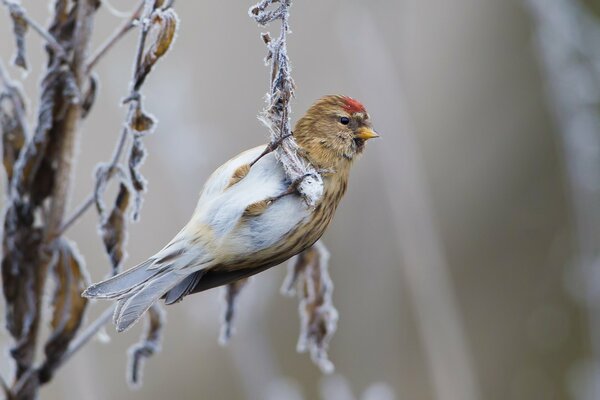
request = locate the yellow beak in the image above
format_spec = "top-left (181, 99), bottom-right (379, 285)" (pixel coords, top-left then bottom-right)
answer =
top-left (355, 127), bottom-right (380, 140)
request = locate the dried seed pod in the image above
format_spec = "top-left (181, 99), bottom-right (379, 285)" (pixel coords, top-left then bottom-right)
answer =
top-left (127, 304), bottom-right (165, 388)
top-left (134, 8), bottom-right (178, 90)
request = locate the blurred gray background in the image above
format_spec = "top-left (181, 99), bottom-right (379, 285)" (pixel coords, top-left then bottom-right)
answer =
top-left (1, 0), bottom-right (598, 399)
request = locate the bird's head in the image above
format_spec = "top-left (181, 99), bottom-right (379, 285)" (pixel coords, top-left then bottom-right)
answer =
top-left (293, 95), bottom-right (379, 170)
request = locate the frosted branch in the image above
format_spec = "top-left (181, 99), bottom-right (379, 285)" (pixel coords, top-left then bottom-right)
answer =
top-left (282, 240), bottom-right (338, 373)
top-left (249, 0), bottom-right (323, 207)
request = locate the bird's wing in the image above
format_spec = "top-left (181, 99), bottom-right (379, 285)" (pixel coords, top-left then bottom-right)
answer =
top-left (191, 144), bottom-right (312, 259)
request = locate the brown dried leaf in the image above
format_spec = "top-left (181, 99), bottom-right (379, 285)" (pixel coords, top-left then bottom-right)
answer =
top-left (7, 3), bottom-right (29, 70)
top-left (219, 278), bottom-right (249, 345)
top-left (129, 103), bottom-right (155, 136)
top-left (128, 304), bottom-right (164, 388)
top-left (128, 135), bottom-right (147, 221)
top-left (11, 64), bottom-right (61, 198)
top-left (0, 91), bottom-right (26, 184)
top-left (40, 239), bottom-right (89, 382)
top-left (1, 224), bottom-right (43, 375)
top-left (134, 8), bottom-right (178, 90)
top-left (81, 74), bottom-right (97, 118)
top-left (100, 182), bottom-right (130, 274)
top-left (282, 241), bottom-right (338, 373)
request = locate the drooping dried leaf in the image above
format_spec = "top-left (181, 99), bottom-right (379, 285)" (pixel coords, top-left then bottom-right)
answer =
top-left (134, 8), bottom-right (179, 90)
top-left (7, 2), bottom-right (29, 70)
top-left (127, 304), bottom-right (165, 388)
top-left (94, 163), bottom-right (111, 218)
top-left (0, 91), bottom-right (26, 184)
top-left (11, 64), bottom-right (62, 200)
top-left (81, 74), bottom-right (97, 118)
top-left (282, 241), bottom-right (338, 373)
top-left (40, 239), bottom-right (89, 383)
top-left (94, 163), bottom-right (126, 220)
top-left (128, 102), bottom-right (155, 136)
top-left (100, 182), bottom-right (131, 274)
top-left (1, 221), bottom-right (44, 376)
top-left (219, 278), bottom-right (249, 345)
top-left (128, 135), bottom-right (147, 221)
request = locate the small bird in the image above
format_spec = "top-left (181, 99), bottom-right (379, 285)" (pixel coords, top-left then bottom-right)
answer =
top-left (83, 95), bottom-right (378, 332)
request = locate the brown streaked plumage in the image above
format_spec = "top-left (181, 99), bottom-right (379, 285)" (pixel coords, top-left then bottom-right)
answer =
top-left (83, 95), bottom-right (378, 332)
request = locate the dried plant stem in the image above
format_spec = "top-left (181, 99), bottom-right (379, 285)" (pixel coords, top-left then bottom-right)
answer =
top-left (86, 0), bottom-right (145, 74)
top-left (45, 0), bottom-right (97, 240)
top-left (1, 0), bottom-right (67, 59)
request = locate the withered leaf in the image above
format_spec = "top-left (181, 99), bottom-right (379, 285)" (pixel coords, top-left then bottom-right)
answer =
top-left (134, 8), bottom-right (178, 90)
top-left (100, 182), bottom-right (130, 274)
top-left (128, 135), bottom-right (147, 221)
top-left (0, 91), bottom-right (26, 184)
top-left (281, 240), bottom-right (338, 373)
top-left (128, 304), bottom-right (164, 388)
top-left (40, 239), bottom-right (89, 383)
top-left (7, 3), bottom-right (29, 70)
top-left (81, 74), bottom-right (97, 119)
top-left (129, 103), bottom-right (155, 136)
top-left (93, 163), bottom-right (111, 218)
top-left (219, 278), bottom-right (249, 345)
top-left (1, 225), bottom-right (43, 375)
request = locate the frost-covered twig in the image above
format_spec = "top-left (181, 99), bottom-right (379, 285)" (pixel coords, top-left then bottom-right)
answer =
top-left (1, 0), bottom-right (68, 64)
top-left (249, 0), bottom-right (323, 207)
top-left (127, 304), bottom-right (165, 388)
top-left (282, 241), bottom-right (338, 373)
top-left (86, 1), bottom-right (146, 74)
top-left (62, 0), bottom-right (178, 236)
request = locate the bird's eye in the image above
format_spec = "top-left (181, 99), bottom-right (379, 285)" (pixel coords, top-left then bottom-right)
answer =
top-left (340, 117), bottom-right (350, 125)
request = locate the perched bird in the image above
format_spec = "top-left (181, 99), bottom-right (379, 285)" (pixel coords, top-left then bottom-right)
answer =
top-left (83, 95), bottom-right (379, 332)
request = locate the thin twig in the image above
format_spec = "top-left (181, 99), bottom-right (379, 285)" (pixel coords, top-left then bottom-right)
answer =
top-left (1, 0), bottom-right (68, 59)
top-left (57, 195), bottom-right (94, 236)
top-left (56, 306), bottom-right (115, 368)
top-left (57, 124), bottom-right (129, 236)
top-left (86, 1), bottom-right (145, 74)
top-left (57, 0), bottom-right (156, 236)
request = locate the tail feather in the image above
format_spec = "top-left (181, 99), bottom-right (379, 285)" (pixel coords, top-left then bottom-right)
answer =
top-left (114, 271), bottom-right (185, 332)
top-left (164, 271), bottom-right (206, 305)
top-left (83, 259), bottom-right (158, 299)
